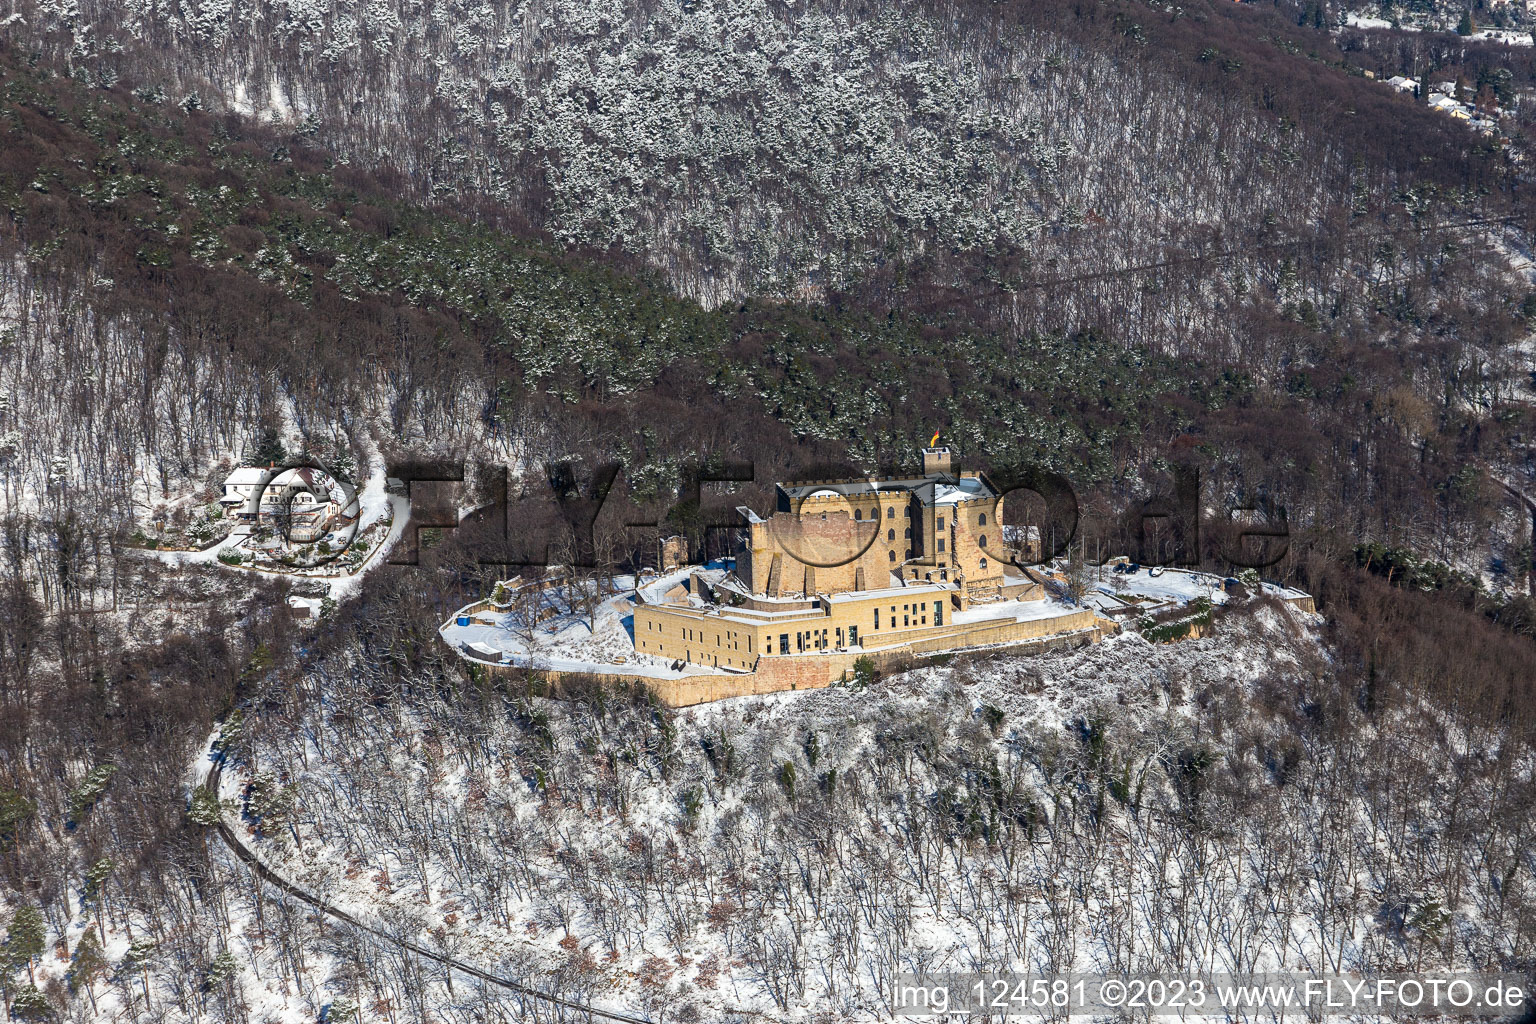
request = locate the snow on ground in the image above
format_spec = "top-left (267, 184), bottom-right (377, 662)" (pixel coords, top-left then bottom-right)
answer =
top-left (1472, 28), bottom-right (1534, 45)
top-left (1340, 10), bottom-right (1531, 44)
top-left (224, 602), bottom-right (1352, 1022)
top-left (1343, 12), bottom-right (1393, 29)
top-left (131, 439), bottom-right (407, 604)
top-left (133, 499), bottom-right (403, 602)
top-left (323, 493), bottom-right (409, 601)
top-left (440, 559), bottom-right (1090, 678)
top-left (228, 74), bottom-right (305, 122)
top-left (636, 563), bottom-right (722, 604)
top-left (951, 593), bottom-right (1084, 624)
top-left (1082, 565), bottom-right (1227, 613)
top-left (441, 566), bottom-right (728, 678)
top-left (351, 433), bottom-right (393, 533)
top-left (136, 530), bottom-right (247, 566)
top-left (441, 561), bottom-right (1311, 677)
top-left (1071, 564), bottom-right (1307, 616)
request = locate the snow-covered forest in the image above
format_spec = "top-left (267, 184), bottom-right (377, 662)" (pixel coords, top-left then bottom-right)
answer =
top-left (0, 0), bottom-right (1535, 1020)
top-left (4, 0), bottom-right (1528, 311)
top-left (5, 574), bottom-right (1531, 1021)
top-left (211, 599), bottom-right (1531, 1019)
top-left (11, 0), bottom-right (1297, 300)
top-left (1, 28), bottom-right (1534, 611)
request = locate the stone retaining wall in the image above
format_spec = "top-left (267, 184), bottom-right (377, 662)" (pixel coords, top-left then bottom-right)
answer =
top-left (467, 613), bottom-right (1112, 706)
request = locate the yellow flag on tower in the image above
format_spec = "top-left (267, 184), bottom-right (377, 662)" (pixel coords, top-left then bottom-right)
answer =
top-left (929, 430), bottom-right (941, 448)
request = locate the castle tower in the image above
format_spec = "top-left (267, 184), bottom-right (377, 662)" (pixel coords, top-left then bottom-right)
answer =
top-left (922, 445), bottom-right (955, 476)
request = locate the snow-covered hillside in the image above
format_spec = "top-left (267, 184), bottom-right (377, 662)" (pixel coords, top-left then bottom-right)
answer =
top-left (169, 598), bottom-right (1532, 1020)
top-left (4, 0), bottom-right (1393, 304)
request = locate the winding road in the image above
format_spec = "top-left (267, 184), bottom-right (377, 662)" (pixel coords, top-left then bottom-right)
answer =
top-left (202, 755), bottom-right (651, 1024)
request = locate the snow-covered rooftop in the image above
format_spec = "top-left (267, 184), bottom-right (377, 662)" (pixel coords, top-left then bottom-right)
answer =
top-left (224, 466), bottom-right (267, 486)
top-left (931, 476), bottom-right (990, 504)
top-left (777, 473), bottom-right (998, 507)
top-left (825, 581), bottom-right (950, 603)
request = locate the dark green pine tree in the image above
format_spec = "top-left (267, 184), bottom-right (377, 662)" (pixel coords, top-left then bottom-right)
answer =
top-left (69, 928), bottom-right (108, 1008)
top-left (250, 427), bottom-right (286, 467)
top-left (4, 905), bottom-right (45, 983)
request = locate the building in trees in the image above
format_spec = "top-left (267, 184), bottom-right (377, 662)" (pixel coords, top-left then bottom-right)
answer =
top-left (219, 467), bottom-right (268, 516)
top-left (222, 466), bottom-right (348, 542)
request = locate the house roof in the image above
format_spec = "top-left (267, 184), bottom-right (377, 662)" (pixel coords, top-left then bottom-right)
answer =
top-left (224, 467), bottom-right (267, 486)
top-left (269, 467), bottom-right (320, 489)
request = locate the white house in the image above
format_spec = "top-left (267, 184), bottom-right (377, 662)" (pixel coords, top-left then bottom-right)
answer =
top-left (1386, 75), bottom-right (1416, 93)
top-left (262, 468), bottom-right (343, 543)
top-left (263, 467), bottom-right (338, 507)
top-left (222, 465), bottom-right (346, 540)
top-left (220, 467), bottom-right (269, 516)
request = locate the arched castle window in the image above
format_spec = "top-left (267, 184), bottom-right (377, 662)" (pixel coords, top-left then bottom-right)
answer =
top-left (854, 509), bottom-right (862, 521)
top-left (904, 527), bottom-right (911, 538)
top-left (887, 529), bottom-right (895, 541)
top-left (903, 507), bottom-right (911, 518)
top-left (978, 513), bottom-right (987, 525)
top-left (979, 558), bottom-right (988, 570)
top-left (887, 507), bottom-right (895, 518)
top-left (888, 550), bottom-right (896, 562)
top-left (978, 535), bottom-right (987, 547)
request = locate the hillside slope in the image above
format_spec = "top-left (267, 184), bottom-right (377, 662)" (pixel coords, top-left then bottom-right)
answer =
top-left (3, 31), bottom-right (1536, 619)
top-left (0, 23), bottom-right (1533, 1024)
top-left (5, 0), bottom-right (1523, 311)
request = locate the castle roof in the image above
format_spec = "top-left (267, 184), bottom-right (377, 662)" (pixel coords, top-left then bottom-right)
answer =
top-left (777, 473), bottom-right (997, 506)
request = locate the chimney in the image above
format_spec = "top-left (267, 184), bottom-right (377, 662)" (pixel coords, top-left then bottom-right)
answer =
top-left (922, 446), bottom-right (955, 476)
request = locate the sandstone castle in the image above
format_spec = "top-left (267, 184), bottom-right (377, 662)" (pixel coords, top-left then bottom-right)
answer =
top-left (632, 446), bottom-right (1105, 675)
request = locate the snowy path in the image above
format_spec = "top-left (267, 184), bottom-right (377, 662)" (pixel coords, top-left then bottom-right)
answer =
top-left (326, 492), bottom-right (410, 601)
top-left (133, 531), bottom-right (246, 566)
top-left (201, 750), bottom-right (652, 1024)
top-left (351, 435), bottom-right (394, 534)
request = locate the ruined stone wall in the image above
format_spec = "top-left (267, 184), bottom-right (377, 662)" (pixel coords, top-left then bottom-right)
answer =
top-left (739, 496), bottom-right (907, 597)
